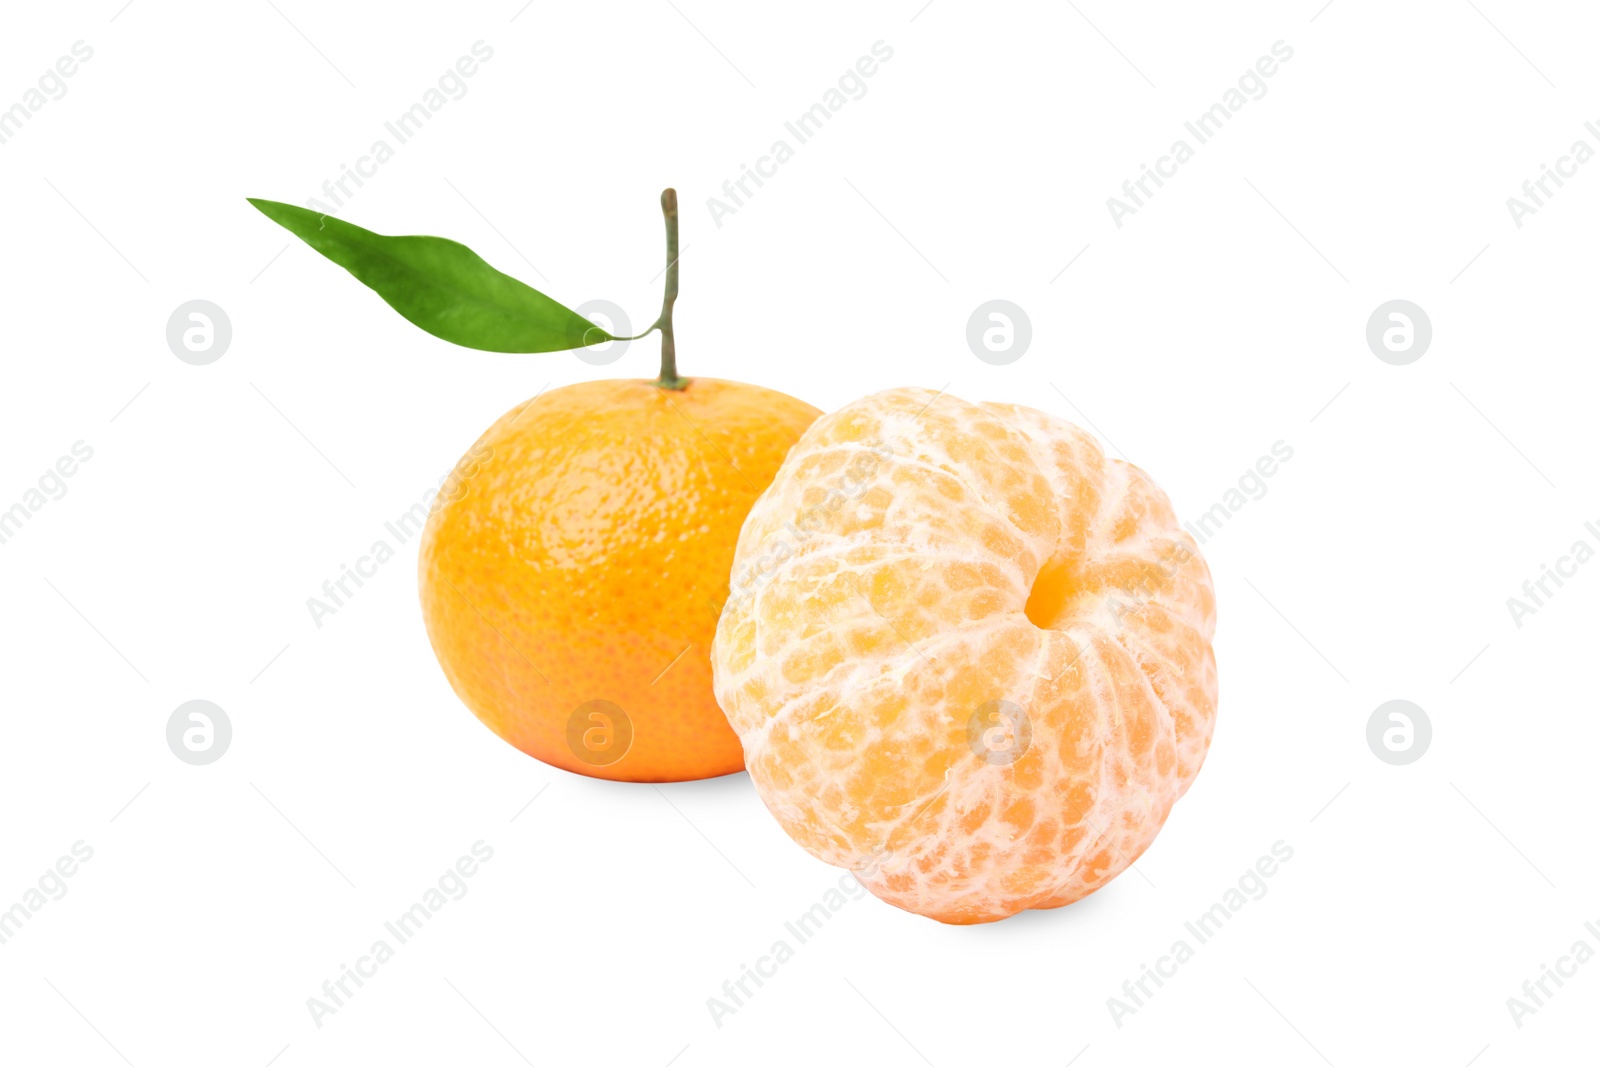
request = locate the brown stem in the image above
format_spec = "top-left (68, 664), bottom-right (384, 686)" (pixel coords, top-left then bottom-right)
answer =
top-left (654, 188), bottom-right (686, 389)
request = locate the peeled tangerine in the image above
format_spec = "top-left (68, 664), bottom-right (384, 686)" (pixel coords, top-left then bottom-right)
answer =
top-left (710, 388), bottom-right (1218, 924)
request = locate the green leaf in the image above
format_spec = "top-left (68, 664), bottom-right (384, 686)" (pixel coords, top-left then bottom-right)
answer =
top-left (247, 198), bottom-right (614, 353)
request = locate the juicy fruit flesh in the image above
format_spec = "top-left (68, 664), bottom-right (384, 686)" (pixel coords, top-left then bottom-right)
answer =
top-left (419, 377), bottom-right (821, 783)
top-left (1023, 561), bottom-right (1076, 630)
top-left (711, 387), bottom-right (1218, 923)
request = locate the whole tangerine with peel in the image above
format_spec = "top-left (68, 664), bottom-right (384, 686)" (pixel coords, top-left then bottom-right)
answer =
top-left (420, 377), bottom-right (817, 781)
top-left (711, 387), bottom-right (1218, 923)
top-left (250, 189), bottom-right (817, 781)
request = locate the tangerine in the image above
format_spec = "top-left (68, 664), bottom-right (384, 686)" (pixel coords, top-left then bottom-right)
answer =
top-left (711, 387), bottom-right (1217, 923)
top-left (422, 377), bottom-right (819, 782)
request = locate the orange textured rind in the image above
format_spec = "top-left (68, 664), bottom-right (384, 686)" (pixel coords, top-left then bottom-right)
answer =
top-left (420, 378), bottom-right (820, 783)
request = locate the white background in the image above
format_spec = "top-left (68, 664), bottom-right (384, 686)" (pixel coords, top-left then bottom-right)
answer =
top-left (1, 1), bottom-right (1596, 1064)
